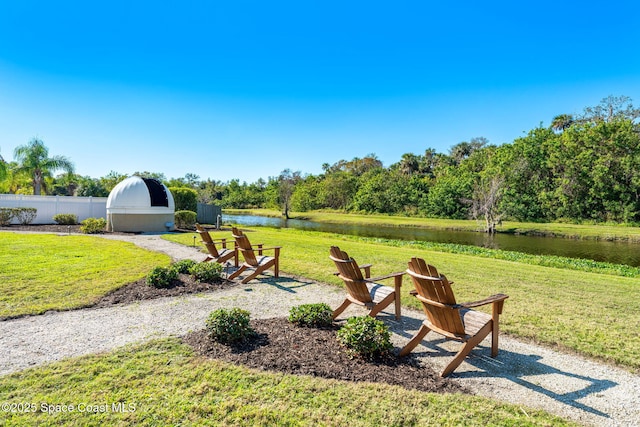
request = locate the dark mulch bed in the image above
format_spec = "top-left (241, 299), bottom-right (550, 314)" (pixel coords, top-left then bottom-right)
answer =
top-left (184, 317), bottom-right (465, 394)
top-left (92, 274), bottom-right (235, 308)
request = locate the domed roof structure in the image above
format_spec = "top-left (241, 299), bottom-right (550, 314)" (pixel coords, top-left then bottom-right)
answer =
top-left (107, 176), bottom-right (175, 213)
top-left (106, 176), bottom-right (175, 232)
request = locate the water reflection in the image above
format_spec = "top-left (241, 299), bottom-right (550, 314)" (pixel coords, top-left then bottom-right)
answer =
top-left (223, 214), bottom-right (640, 267)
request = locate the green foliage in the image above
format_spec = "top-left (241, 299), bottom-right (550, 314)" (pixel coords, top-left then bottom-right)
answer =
top-left (79, 217), bottom-right (107, 234)
top-left (288, 303), bottom-right (334, 327)
top-left (75, 177), bottom-right (109, 197)
top-left (171, 259), bottom-right (197, 274)
top-left (13, 207), bottom-right (37, 225)
top-left (53, 213), bottom-right (78, 225)
top-left (426, 171), bottom-right (473, 219)
top-left (169, 186), bottom-right (198, 211)
top-left (188, 261), bottom-right (223, 282)
top-left (174, 210), bottom-right (197, 229)
top-left (336, 316), bottom-right (393, 360)
top-left (221, 179), bottom-right (268, 209)
top-left (0, 207), bottom-right (38, 225)
top-left (205, 308), bottom-right (255, 343)
top-left (352, 169), bottom-right (411, 214)
top-left (0, 207), bottom-right (15, 225)
top-left (146, 266), bottom-right (178, 288)
top-left (12, 137), bottom-right (75, 195)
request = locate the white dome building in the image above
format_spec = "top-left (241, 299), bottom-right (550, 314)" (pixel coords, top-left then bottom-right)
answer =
top-left (106, 176), bottom-right (175, 232)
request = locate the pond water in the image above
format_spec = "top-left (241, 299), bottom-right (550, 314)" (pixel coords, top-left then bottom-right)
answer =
top-left (223, 214), bottom-right (640, 267)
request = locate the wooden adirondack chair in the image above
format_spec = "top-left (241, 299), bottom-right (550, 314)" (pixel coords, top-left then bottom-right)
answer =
top-left (194, 223), bottom-right (237, 266)
top-left (329, 246), bottom-right (404, 320)
top-left (227, 227), bottom-right (281, 284)
top-left (399, 257), bottom-right (508, 377)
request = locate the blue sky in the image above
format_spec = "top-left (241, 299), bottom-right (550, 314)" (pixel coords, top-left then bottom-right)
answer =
top-left (1, 1), bottom-right (639, 183)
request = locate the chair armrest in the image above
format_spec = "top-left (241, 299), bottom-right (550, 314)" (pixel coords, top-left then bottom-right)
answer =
top-left (253, 246), bottom-right (281, 251)
top-left (245, 246), bottom-right (281, 256)
top-left (359, 263), bottom-right (372, 278)
top-left (366, 271), bottom-right (405, 282)
top-left (459, 293), bottom-right (508, 308)
top-left (208, 238), bottom-right (233, 248)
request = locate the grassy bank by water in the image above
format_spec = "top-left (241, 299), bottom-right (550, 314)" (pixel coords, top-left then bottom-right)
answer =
top-left (0, 339), bottom-right (574, 426)
top-left (224, 209), bottom-right (640, 242)
top-left (166, 227), bottom-right (640, 372)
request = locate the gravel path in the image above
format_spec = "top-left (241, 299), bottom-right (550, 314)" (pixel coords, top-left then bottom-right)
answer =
top-left (1, 233), bottom-right (638, 426)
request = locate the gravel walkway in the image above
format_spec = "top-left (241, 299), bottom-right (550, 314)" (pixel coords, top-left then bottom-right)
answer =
top-left (1, 233), bottom-right (638, 426)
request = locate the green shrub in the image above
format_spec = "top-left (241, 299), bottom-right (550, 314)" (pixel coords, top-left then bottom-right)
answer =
top-left (0, 208), bottom-right (15, 226)
top-left (288, 303), bottom-right (334, 327)
top-left (171, 259), bottom-right (197, 274)
top-left (53, 213), bottom-right (78, 225)
top-left (13, 207), bottom-right (37, 225)
top-left (79, 217), bottom-right (107, 234)
top-left (336, 316), bottom-right (393, 360)
top-left (174, 210), bottom-right (197, 229)
top-left (169, 187), bottom-right (198, 212)
top-left (189, 261), bottom-right (223, 282)
top-left (146, 266), bottom-right (178, 288)
top-left (205, 308), bottom-right (255, 344)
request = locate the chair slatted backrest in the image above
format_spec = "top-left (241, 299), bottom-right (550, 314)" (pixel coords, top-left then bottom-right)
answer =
top-left (329, 246), bottom-right (372, 304)
top-left (232, 227), bottom-right (259, 267)
top-left (407, 257), bottom-right (465, 337)
top-left (195, 223), bottom-right (220, 257)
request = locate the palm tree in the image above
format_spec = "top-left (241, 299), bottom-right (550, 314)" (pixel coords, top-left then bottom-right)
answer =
top-left (550, 114), bottom-right (574, 132)
top-left (13, 138), bottom-right (75, 195)
top-left (397, 153), bottom-right (420, 176)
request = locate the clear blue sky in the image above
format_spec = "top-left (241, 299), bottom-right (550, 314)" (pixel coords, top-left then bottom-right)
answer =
top-left (1, 1), bottom-right (639, 183)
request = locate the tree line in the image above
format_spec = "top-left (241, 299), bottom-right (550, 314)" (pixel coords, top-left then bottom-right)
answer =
top-left (2, 95), bottom-right (639, 229)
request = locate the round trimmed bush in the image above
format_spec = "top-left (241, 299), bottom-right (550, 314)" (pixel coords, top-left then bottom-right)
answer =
top-left (174, 210), bottom-right (197, 229)
top-left (53, 213), bottom-right (78, 225)
top-left (206, 308), bottom-right (254, 344)
top-left (14, 208), bottom-right (37, 225)
top-left (171, 259), bottom-right (197, 274)
top-left (146, 266), bottom-right (178, 288)
top-left (336, 316), bottom-right (393, 360)
top-left (288, 303), bottom-right (333, 327)
top-left (189, 262), bottom-right (223, 282)
top-left (80, 217), bottom-right (107, 234)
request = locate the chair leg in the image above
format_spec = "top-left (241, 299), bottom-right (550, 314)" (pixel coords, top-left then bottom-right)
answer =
top-left (441, 322), bottom-right (492, 377)
top-left (227, 265), bottom-right (247, 281)
top-left (239, 268), bottom-right (263, 284)
top-left (368, 292), bottom-right (396, 318)
top-left (399, 323), bottom-right (431, 357)
top-left (239, 259), bottom-right (276, 284)
top-left (273, 256), bottom-right (279, 278)
top-left (332, 299), bottom-right (352, 320)
top-left (490, 320), bottom-right (499, 357)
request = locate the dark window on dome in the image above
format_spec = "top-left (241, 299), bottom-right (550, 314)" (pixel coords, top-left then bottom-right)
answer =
top-left (142, 178), bottom-right (169, 207)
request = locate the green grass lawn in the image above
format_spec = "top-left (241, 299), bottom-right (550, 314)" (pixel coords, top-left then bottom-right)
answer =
top-left (166, 227), bottom-right (640, 372)
top-left (0, 228), bottom-right (629, 425)
top-left (0, 233), bottom-right (170, 318)
top-left (0, 339), bottom-right (575, 426)
top-left (225, 208), bottom-right (640, 241)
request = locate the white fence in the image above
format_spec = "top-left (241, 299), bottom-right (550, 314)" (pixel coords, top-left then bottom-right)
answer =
top-left (0, 194), bottom-right (107, 224)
